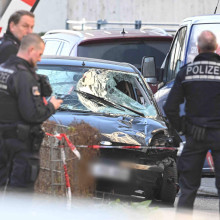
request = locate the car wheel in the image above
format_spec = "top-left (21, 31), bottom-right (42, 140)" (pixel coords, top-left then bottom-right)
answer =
top-left (144, 188), bottom-right (154, 200)
top-left (160, 160), bottom-right (178, 204)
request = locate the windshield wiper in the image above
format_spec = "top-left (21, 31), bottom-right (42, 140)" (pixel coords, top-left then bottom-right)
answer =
top-left (58, 106), bottom-right (92, 113)
top-left (74, 90), bottom-right (124, 110)
top-left (74, 89), bottom-right (145, 117)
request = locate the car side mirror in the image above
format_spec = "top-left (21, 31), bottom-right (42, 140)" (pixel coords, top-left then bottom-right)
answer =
top-left (141, 56), bottom-right (157, 83)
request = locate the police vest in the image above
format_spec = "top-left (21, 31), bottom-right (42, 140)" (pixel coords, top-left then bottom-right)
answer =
top-left (182, 60), bottom-right (220, 128)
top-left (0, 65), bottom-right (23, 123)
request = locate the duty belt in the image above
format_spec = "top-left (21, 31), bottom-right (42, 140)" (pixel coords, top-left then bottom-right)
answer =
top-left (0, 124), bottom-right (18, 139)
top-left (0, 123), bottom-right (31, 141)
top-left (1, 130), bottom-right (18, 139)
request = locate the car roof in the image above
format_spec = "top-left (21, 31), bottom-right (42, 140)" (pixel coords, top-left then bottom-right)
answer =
top-left (43, 28), bottom-right (173, 45)
top-left (182, 14), bottom-right (220, 25)
top-left (38, 55), bottom-right (138, 73)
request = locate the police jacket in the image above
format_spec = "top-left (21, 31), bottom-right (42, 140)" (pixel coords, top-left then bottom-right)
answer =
top-left (0, 30), bottom-right (20, 64)
top-left (163, 52), bottom-right (220, 131)
top-left (0, 56), bottom-right (55, 125)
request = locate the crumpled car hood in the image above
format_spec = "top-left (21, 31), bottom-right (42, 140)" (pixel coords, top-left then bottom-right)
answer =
top-left (50, 111), bottom-right (166, 146)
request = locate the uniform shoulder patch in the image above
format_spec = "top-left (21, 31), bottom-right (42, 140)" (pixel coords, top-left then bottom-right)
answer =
top-left (32, 86), bottom-right (40, 96)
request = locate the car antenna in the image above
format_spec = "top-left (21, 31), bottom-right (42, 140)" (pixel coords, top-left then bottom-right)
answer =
top-left (121, 28), bottom-right (126, 35)
top-left (214, 0), bottom-right (220, 14)
top-left (82, 61), bottom-right (85, 67)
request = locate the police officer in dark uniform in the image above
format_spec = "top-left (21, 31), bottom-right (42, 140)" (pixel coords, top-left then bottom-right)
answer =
top-left (164, 30), bottom-right (220, 212)
top-left (0, 10), bottom-right (34, 64)
top-left (0, 33), bottom-right (62, 192)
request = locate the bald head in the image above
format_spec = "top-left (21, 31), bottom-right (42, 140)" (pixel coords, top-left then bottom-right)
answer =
top-left (17, 33), bottom-right (45, 67)
top-left (197, 30), bottom-right (218, 53)
top-left (19, 33), bottom-right (44, 52)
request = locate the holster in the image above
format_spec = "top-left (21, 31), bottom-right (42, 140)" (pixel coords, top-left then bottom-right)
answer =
top-left (17, 124), bottom-right (30, 141)
top-left (30, 126), bottom-right (45, 152)
top-left (37, 74), bottom-right (53, 97)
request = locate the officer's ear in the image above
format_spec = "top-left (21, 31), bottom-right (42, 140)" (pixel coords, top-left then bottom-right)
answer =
top-left (9, 21), bottom-right (16, 33)
top-left (197, 45), bottom-right (201, 54)
top-left (27, 45), bottom-right (35, 55)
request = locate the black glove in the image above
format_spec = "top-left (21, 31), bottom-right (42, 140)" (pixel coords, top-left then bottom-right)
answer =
top-left (190, 124), bottom-right (206, 141)
top-left (37, 74), bottom-right (53, 97)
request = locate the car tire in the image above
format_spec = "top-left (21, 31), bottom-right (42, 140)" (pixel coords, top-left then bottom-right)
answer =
top-left (144, 188), bottom-right (154, 200)
top-left (160, 160), bottom-right (177, 204)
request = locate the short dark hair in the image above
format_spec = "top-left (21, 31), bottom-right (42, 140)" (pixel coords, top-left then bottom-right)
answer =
top-left (20, 33), bottom-right (44, 51)
top-left (7, 10), bottom-right (34, 31)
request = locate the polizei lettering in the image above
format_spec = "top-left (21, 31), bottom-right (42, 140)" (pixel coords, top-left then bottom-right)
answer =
top-left (0, 67), bottom-right (14, 90)
top-left (186, 64), bottom-right (220, 75)
top-left (0, 71), bottom-right (10, 84)
top-left (185, 61), bottom-right (220, 81)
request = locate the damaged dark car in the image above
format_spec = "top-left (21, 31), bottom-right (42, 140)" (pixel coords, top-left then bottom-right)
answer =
top-left (37, 56), bottom-right (181, 204)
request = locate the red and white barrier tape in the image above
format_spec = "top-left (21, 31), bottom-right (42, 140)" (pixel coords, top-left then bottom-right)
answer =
top-left (60, 144), bottom-right (71, 207)
top-left (46, 132), bottom-right (81, 159)
top-left (46, 132), bottom-right (178, 151)
top-left (46, 132), bottom-right (77, 208)
top-left (82, 145), bottom-right (177, 150)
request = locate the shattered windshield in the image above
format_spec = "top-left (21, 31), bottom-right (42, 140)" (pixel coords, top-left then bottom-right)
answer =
top-left (186, 24), bottom-right (220, 63)
top-left (37, 65), bottom-right (157, 117)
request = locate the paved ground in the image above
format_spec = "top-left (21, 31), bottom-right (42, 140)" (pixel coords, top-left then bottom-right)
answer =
top-left (193, 178), bottom-right (219, 211)
top-left (1, 180), bottom-right (219, 220)
top-left (147, 177), bottom-right (219, 219)
top-left (199, 177), bottom-right (218, 196)
top-left (173, 177), bottom-right (218, 211)
top-left (170, 177), bottom-right (219, 219)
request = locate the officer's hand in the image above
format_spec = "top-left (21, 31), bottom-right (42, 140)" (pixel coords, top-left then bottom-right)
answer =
top-left (49, 96), bottom-right (63, 110)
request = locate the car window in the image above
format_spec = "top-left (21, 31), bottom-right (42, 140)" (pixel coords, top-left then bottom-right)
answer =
top-left (60, 41), bottom-right (71, 56)
top-left (165, 27), bottom-right (187, 82)
top-left (77, 40), bottom-right (171, 70)
top-left (186, 24), bottom-right (220, 63)
top-left (37, 65), bottom-right (158, 118)
top-left (43, 40), bottom-right (62, 55)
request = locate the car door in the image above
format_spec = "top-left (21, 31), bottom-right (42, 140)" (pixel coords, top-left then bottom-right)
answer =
top-left (163, 26), bottom-right (188, 83)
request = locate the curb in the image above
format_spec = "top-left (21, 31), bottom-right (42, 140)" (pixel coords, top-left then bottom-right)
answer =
top-left (198, 186), bottom-right (218, 196)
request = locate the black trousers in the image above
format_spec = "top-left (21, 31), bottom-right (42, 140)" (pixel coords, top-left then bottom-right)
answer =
top-left (0, 138), bottom-right (40, 192)
top-left (177, 131), bottom-right (220, 210)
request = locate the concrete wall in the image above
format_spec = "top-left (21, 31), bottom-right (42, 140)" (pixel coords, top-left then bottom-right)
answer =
top-left (67, 0), bottom-right (218, 23)
top-left (34, 0), bottom-right (68, 33)
top-left (1, 0), bottom-right (220, 32)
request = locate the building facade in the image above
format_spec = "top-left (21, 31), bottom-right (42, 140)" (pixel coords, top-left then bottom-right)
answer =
top-left (1, 0), bottom-right (220, 33)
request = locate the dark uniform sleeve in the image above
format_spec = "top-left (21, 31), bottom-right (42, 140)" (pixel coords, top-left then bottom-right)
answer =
top-left (0, 44), bottom-right (18, 64)
top-left (14, 70), bottom-right (55, 124)
top-left (163, 72), bottom-right (185, 132)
